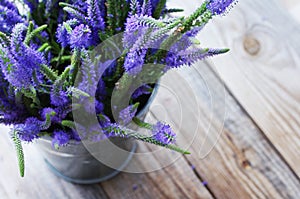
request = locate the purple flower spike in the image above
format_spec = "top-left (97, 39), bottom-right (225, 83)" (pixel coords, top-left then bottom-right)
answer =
top-left (124, 50), bottom-right (147, 75)
top-left (152, 122), bottom-right (176, 145)
top-left (132, 84), bottom-right (152, 99)
top-left (23, 0), bottom-right (39, 11)
top-left (206, 0), bottom-right (236, 15)
top-left (70, 24), bottom-right (91, 49)
top-left (119, 105), bottom-right (138, 125)
top-left (56, 19), bottom-right (79, 47)
top-left (52, 130), bottom-right (70, 148)
top-left (50, 90), bottom-right (69, 106)
top-left (15, 117), bottom-right (42, 142)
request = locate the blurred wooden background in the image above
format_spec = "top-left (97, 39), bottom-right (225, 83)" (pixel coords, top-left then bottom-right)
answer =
top-left (0, 0), bottom-right (300, 198)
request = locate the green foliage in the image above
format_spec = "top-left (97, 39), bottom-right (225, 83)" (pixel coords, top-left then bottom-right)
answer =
top-left (132, 17), bottom-right (183, 52)
top-left (138, 16), bottom-right (167, 28)
top-left (0, 31), bottom-right (10, 45)
top-left (21, 86), bottom-right (41, 107)
top-left (41, 110), bottom-right (56, 130)
top-left (12, 131), bottom-right (25, 177)
top-left (164, 8), bottom-right (184, 14)
top-left (71, 49), bottom-right (81, 84)
top-left (24, 24), bottom-right (48, 45)
top-left (61, 120), bottom-right (76, 130)
top-left (38, 43), bottom-right (51, 52)
top-left (133, 117), bottom-right (152, 130)
top-left (59, 2), bottom-right (83, 12)
top-left (40, 64), bottom-right (58, 82)
top-left (63, 7), bottom-right (86, 22)
top-left (153, 0), bottom-right (167, 19)
top-left (55, 67), bottom-right (71, 88)
top-left (181, 2), bottom-right (209, 32)
top-left (67, 87), bottom-right (90, 98)
top-left (129, 0), bottom-right (139, 16)
top-left (106, 0), bottom-right (117, 35)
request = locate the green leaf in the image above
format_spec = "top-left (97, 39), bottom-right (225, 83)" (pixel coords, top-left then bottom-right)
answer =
top-left (51, 55), bottom-right (71, 64)
top-left (138, 16), bottom-right (167, 28)
top-left (41, 110), bottom-right (56, 130)
top-left (12, 131), bottom-right (25, 177)
top-left (0, 31), bottom-right (10, 45)
top-left (37, 43), bottom-right (50, 52)
top-left (24, 24), bottom-right (48, 45)
top-left (61, 120), bottom-right (76, 129)
top-left (164, 8), bottom-right (184, 14)
top-left (71, 49), bottom-right (81, 84)
top-left (21, 86), bottom-right (40, 106)
top-left (40, 64), bottom-right (58, 82)
top-left (25, 21), bottom-right (34, 38)
top-left (106, 0), bottom-right (117, 35)
top-left (67, 87), bottom-right (90, 98)
top-left (153, 0), bottom-right (167, 19)
top-left (63, 7), bottom-right (86, 23)
top-left (132, 117), bottom-right (152, 130)
top-left (59, 2), bottom-right (82, 11)
top-left (63, 22), bottom-right (73, 34)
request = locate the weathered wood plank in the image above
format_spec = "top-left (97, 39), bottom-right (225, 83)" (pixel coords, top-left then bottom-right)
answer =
top-left (169, 0), bottom-right (300, 180)
top-left (149, 62), bottom-right (300, 198)
top-left (101, 141), bottom-right (213, 199)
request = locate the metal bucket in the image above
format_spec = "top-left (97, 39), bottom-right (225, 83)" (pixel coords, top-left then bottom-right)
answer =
top-left (36, 84), bottom-right (158, 184)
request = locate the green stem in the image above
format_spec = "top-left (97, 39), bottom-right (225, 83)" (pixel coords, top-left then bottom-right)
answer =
top-left (40, 64), bottom-right (59, 82)
top-left (132, 117), bottom-right (152, 130)
top-left (153, 0), bottom-right (167, 19)
top-left (12, 131), bottom-right (25, 177)
top-left (71, 49), bottom-right (81, 85)
top-left (0, 31), bottom-right (10, 45)
top-left (56, 48), bottom-right (65, 68)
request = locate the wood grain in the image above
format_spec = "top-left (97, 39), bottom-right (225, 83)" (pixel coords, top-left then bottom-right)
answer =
top-left (101, 142), bottom-right (213, 199)
top-left (169, 0), bottom-right (300, 177)
top-left (149, 62), bottom-right (300, 199)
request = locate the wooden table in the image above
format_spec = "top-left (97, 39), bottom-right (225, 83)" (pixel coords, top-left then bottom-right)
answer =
top-left (1, 0), bottom-right (300, 198)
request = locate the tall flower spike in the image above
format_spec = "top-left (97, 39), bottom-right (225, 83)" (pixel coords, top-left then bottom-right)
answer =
top-left (152, 122), bottom-right (176, 145)
top-left (0, 5), bottom-right (24, 33)
top-left (3, 24), bottom-right (46, 89)
top-left (118, 104), bottom-right (138, 125)
top-left (206, 0), bottom-right (237, 15)
top-left (123, 14), bottom-right (162, 49)
top-left (52, 130), bottom-right (70, 148)
top-left (129, 0), bottom-right (142, 17)
top-left (170, 26), bottom-right (204, 52)
top-left (70, 24), bottom-right (91, 49)
top-left (165, 48), bottom-right (229, 69)
top-left (123, 49), bottom-right (147, 75)
top-left (87, 0), bottom-right (105, 34)
top-left (14, 117), bottom-right (42, 142)
top-left (141, 0), bottom-right (152, 16)
top-left (56, 19), bottom-right (79, 48)
top-left (23, 0), bottom-right (39, 11)
top-left (132, 84), bottom-right (152, 99)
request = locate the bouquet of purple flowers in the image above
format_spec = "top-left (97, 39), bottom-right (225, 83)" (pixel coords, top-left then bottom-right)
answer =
top-left (0, 0), bottom-right (236, 177)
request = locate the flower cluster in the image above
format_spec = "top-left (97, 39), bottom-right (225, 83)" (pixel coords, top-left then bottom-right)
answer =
top-left (0, 0), bottom-right (235, 175)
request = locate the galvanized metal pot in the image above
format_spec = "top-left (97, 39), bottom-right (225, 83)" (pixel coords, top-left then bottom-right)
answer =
top-left (36, 85), bottom-right (158, 184)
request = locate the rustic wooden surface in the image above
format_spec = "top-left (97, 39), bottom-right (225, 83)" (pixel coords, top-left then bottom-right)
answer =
top-left (0, 0), bottom-right (300, 198)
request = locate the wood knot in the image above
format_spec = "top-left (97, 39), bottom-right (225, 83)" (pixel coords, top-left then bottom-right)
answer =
top-left (241, 159), bottom-right (252, 169)
top-left (243, 36), bottom-right (261, 56)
